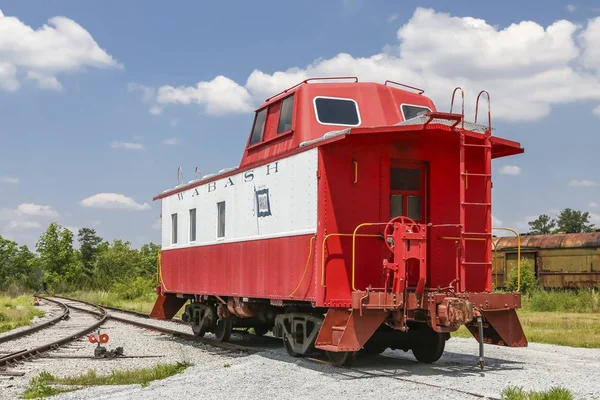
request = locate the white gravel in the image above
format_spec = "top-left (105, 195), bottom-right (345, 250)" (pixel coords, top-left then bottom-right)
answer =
top-left (3, 298), bottom-right (599, 400)
top-left (42, 337), bottom-right (600, 400)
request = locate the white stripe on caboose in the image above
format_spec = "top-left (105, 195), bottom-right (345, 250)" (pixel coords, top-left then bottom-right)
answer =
top-left (160, 148), bottom-right (319, 250)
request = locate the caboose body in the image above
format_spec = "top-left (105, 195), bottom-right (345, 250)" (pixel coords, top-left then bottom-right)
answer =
top-left (151, 78), bottom-right (527, 366)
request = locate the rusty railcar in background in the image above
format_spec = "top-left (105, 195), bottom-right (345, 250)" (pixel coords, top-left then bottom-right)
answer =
top-left (492, 232), bottom-right (600, 288)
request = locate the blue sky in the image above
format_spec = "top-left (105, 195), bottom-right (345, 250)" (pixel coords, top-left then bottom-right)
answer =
top-left (0, 0), bottom-right (599, 250)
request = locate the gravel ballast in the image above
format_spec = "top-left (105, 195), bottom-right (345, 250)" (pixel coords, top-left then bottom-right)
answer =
top-left (2, 299), bottom-right (599, 400)
top-left (44, 337), bottom-right (600, 400)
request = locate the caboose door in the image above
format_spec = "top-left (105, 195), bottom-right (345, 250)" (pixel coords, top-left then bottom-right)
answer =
top-left (388, 160), bottom-right (427, 223)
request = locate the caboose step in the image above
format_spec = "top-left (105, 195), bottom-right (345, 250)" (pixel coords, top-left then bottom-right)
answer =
top-left (315, 308), bottom-right (386, 352)
top-left (150, 294), bottom-right (187, 320)
top-left (465, 309), bottom-right (527, 347)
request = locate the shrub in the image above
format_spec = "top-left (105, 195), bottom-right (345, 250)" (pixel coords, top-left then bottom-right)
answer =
top-left (507, 258), bottom-right (538, 294)
top-left (526, 286), bottom-right (600, 313)
top-left (111, 276), bottom-right (154, 300)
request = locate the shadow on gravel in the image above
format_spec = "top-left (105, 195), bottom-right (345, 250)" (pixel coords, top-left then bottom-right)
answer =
top-left (254, 346), bottom-right (524, 382)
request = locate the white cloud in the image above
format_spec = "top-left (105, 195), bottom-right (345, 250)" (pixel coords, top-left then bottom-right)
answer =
top-left (6, 220), bottom-right (41, 231)
top-left (64, 225), bottom-right (79, 234)
top-left (170, 118), bottom-right (179, 127)
top-left (110, 141), bottom-right (144, 150)
top-left (499, 165), bottom-right (521, 175)
top-left (156, 75), bottom-right (254, 115)
top-left (581, 15), bottom-right (600, 72)
top-left (0, 10), bottom-right (121, 92)
top-left (127, 83), bottom-right (155, 103)
top-left (387, 14), bottom-right (399, 23)
top-left (80, 193), bottom-right (151, 211)
top-left (593, 105), bottom-right (600, 117)
top-left (492, 215), bottom-right (502, 227)
top-left (0, 176), bottom-right (19, 184)
top-left (515, 215), bottom-right (539, 231)
top-left (150, 105), bottom-right (163, 115)
top-left (16, 203), bottom-right (59, 218)
top-left (566, 4), bottom-right (578, 12)
top-left (152, 218), bottom-right (161, 230)
top-left (590, 213), bottom-right (600, 224)
top-left (163, 137), bottom-right (180, 146)
top-left (90, 220), bottom-right (102, 225)
top-left (131, 9), bottom-right (600, 122)
top-left (568, 179), bottom-right (597, 187)
top-left (589, 202), bottom-right (598, 208)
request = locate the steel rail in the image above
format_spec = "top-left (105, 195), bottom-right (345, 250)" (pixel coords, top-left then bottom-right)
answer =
top-left (47, 296), bottom-right (499, 399)
top-left (0, 299), bottom-right (107, 369)
top-left (307, 355), bottom-right (500, 400)
top-left (53, 296), bottom-right (267, 354)
top-left (0, 298), bottom-right (70, 344)
top-left (53, 295), bottom-right (187, 324)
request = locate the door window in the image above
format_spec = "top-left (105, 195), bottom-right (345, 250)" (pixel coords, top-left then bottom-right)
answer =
top-left (389, 163), bottom-right (426, 223)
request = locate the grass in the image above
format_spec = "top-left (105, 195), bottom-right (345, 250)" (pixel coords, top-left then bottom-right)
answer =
top-left (501, 385), bottom-right (574, 400)
top-left (0, 294), bottom-right (45, 334)
top-left (23, 361), bottom-right (191, 399)
top-left (63, 289), bottom-right (187, 318)
top-left (452, 288), bottom-right (600, 348)
top-left (62, 290), bottom-right (160, 315)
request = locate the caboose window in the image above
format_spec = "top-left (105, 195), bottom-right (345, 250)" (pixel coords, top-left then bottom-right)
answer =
top-left (314, 97), bottom-right (360, 126)
top-left (277, 94), bottom-right (294, 134)
top-left (189, 208), bottom-right (196, 242)
top-left (401, 104), bottom-right (431, 120)
top-left (249, 108), bottom-right (267, 145)
top-left (171, 213), bottom-right (178, 244)
top-left (389, 163), bottom-right (426, 223)
top-left (217, 201), bottom-right (226, 238)
top-left (390, 167), bottom-right (420, 191)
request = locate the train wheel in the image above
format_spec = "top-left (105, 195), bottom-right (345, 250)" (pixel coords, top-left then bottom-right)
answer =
top-left (326, 351), bottom-right (356, 367)
top-left (215, 318), bottom-right (233, 342)
top-left (411, 328), bottom-right (445, 363)
top-left (191, 320), bottom-right (207, 337)
top-left (283, 332), bottom-right (301, 357)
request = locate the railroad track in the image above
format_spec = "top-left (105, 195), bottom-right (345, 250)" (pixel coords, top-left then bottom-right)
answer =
top-left (10, 297), bottom-right (496, 400)
top-left (51, 296), bottom-right (274, 355)
top-left (0, 298), bottom-right (107, 370)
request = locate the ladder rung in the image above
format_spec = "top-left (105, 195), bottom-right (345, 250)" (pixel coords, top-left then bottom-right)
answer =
top-left (462, 202), bottom-right (491, 206)
top-left (462, 262), bottom-right (493, 265)
top-left (462, 144), bottom-right (491, 148)
top-left (461, 173), bottom-right (491, 177)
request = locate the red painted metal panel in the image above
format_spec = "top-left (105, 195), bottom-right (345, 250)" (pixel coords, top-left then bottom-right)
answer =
top-left (160, 234), bottom-right (317, 301)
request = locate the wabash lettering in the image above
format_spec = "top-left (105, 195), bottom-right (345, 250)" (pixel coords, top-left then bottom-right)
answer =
top-left (179, 162), bottom-right (278, 200)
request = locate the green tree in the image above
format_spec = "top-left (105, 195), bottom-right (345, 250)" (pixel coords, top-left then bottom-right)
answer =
top-left (507, 258), bottom-right (538, 294)
top-left (36, 223), bottom-right (83, 288)
top-left (528, 214), bottom-right (556, 235)
top-left (139, 242), bottom-right (161, 279)
top-left (555, 208), bottom-right (596, 233)
top-left (0, 235), bottom-right (37, 290)
top-left (93, 240), bottom-right (143, 289)
top-left (78, 228), bottom-right (103, 276)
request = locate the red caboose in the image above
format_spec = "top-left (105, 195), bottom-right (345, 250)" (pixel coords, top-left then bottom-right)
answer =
top-left (151, 77), bottom-right (527, 366)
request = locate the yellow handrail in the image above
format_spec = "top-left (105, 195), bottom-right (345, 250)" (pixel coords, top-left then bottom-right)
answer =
top-left (492, 239), bottom-right (498, 289)
top-left (492, 227), bottom-right (521, 292)
top-left (289, 235), bottom-right (316, 297)
top-left (321, 233), bottom-right (381, 287)
top-left (352, 222), bottom-right (391, 291)
top-left (157, 250), bottom-right (169, 291)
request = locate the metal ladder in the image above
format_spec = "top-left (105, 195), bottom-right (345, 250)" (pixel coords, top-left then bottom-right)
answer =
top-left (451, 88), bottom-right (493, 292)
